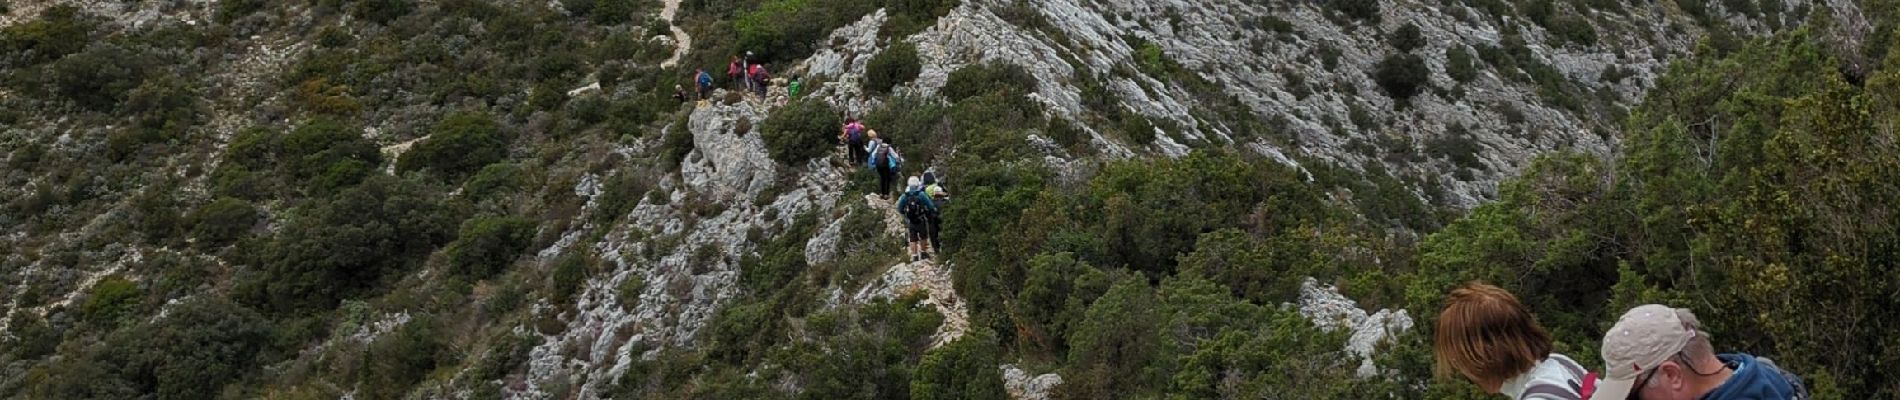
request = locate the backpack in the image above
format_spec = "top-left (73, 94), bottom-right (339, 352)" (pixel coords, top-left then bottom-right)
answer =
top-left (697, 72), bottom-right (713, 87)
top-left (900, 190), bottom-right (935, 224)
top-left (846, 123), bottom-right (866, 143)
top-left (870, 142), bottom-right (900, 169)
top-left (1521, 356), bottom-right (1594, 400)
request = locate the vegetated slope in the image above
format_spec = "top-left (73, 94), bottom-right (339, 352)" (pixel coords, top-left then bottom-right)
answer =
top-left (1, 0), bottom-right (1896, 398)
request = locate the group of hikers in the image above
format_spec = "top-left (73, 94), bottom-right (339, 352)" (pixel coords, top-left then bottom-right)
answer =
top-left (678, 51), bottom-right (803, 104)
top-left (1435, 283), bottom-right (1810, 400)
top-left (840, 117), bottom-right (946, 262)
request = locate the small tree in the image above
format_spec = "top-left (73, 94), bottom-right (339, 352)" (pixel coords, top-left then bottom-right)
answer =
top-left (1374, 53), bottom-right (1430, 100)
top-left (865, 42), bottom-right (923, 94)
top-left (399, 111), bottom-right (508, 181)
top-left (760, 99), bottom-right (842, 165)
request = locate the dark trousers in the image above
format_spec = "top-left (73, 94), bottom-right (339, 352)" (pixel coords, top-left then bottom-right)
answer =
top-left (847, 139), bottom-right (867, 165)
top-left (698, 85), bottom-right (711, 100)
top-left (927, 215), bottom-right (942, 250)
top-left (877, 165), bottom-right (897, 196)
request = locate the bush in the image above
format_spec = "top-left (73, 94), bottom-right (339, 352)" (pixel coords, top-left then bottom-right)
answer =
top-left (735, 0), bottom-right (878, 62)
top-left (911, 329), bottom-right (1009, 400)
top-left (1, 5), bottom-right (91, 65)
top-left (761, 99), bottom-right (841, 165)
top-left (1329, 0), bottom-right (1382, 23)
top-left (216, 0), bottom-right (265, 23)
top-left (1446, 45), bottom-right (1479, 83)
top-left (82, 276), bottom-right (141, 325)
top-left (591, 0), bottom-right (638, 25)
top-left (445, 216), bottom-right (537, 279)
top-left (351, 0), bottom-right (414, 24)
top-left (283, 118), bottom-right (381, 191)
top-left (247, 176), bottom-right (455, 312)
top-left (941, 62), bottom-right (1037, 103)
top-left (1547, 15), bottom-right (1599, 47)
top-left (463, 162), bottom-right (525, 202)
top-left (398, 111), bottom-right (508, 181)
top-left (1390, 23), bottom-right (1424, 52)
top-left (1373, 53), bottom-right (1430, 100)
top-left (884, 0), bottom-right (960, 37)
top-left (548, 252), bottom-right (591, 305)
top-left (100, 296), bottom-right (272, 399)
top-left (49, 43), bottom-right (147, 111)
top-left (188, 197), bottom-right (260, 248)
top-left (865, 42), bottom-right (923, 94)
top-left (359, 317), bottom-right (446, 399)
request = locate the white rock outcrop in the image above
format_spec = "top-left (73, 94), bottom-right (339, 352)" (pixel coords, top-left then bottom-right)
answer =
top-left (1002, 364), bottom-right (1064, 400)
top-left (1296, 277), bottom-right (1416, 377)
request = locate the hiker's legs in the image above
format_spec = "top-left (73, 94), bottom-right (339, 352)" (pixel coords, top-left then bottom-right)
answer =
top-left (928, 219), bottom-right (941, 253)
top-left (877, 167), bottom-right (894, 197)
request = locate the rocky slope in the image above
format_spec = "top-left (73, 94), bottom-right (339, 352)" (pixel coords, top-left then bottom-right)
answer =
top-left (0, 0), bottom-right (1877, 398)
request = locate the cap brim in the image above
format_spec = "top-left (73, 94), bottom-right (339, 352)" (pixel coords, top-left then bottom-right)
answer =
top-left (1592, 377), bottom-right (1635, 400)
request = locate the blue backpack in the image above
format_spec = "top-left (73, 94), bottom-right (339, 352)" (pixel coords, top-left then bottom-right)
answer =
top-left (697, 71), bottom-right (713, 87)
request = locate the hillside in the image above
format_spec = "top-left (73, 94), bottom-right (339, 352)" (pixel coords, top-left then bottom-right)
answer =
top-left (2, 0), bottom-right (1897, 398)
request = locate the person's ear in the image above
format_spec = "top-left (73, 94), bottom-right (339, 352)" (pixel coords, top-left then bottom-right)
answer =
top-left (1660, 361), bottom-right (1688, 392)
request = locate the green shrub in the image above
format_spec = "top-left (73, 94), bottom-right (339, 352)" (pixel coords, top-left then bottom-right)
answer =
top-left (1374, 53), bottom-right (1430, 100)
top-left (82, 276), bottom-right (141, 325)
top-left (99, 296), bottom-right (272, 399)
top-left (49, 43), bottom-right (148, 111)
top-left (399, 111), bottom-right (508, 181)
top-left (1329, 0), bottom-right (1381, 23)
top-left (1, 5), bottom-right (91, 65)
top-left (464, 162), bottom-right (526, 201)
top-left (548, 252), bottom-right (592, 305)
top-left (1446, 45), bottom-right (1479, 83)
top-left (188, 197), bottom-right (260, 248)
top-left (591, 0), bottom-right (638, 25)
top-left (1547, 15), bottom-right (1599, 47)
top-left (865, 42), bottom-right (923, 94)
top-left (1390, 23), bottom-right (1424, 52)
top-left (884, 0), bottom-right (960, 38)
top-left (911, 329), bottom-right (1009, 400)
top-left (941, 62), bottom-right (1037, 103)
top-left (761, 99), bottom-right (841, 165)
top-left (445, 216), bottom-right (537, 279)
top-left (352, 0), bottom-right (414, 24)
top-left (246, 176), bottom-right (456, 312)
top-left (110, 75), bottom-right (199, 162)
top-left (735, 0), bottom-right (878, 62)
top-left (273, 121), bottom-right (381, 195)
top-left (1425, 124), bottom-right (1485, 170)
top-left (359, 317), bottom-right (446, 399)
top-left (216, 0), bottom-right (265, 22)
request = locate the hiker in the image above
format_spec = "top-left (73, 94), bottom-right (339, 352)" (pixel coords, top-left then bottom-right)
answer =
top-left (695, 68), bottom-right (714, 100)
top-left (728, 55), bottom-right (744, 90)
top-left (1594, 304), bottom-right (1810, 400)
top-left (921, 170), bottom-right (948, 251)
top-left (1434, 282), bottom-right (1596, 400)
top-left (788, 76), bottom-right (803, 99)
top-left (749, 63), bottom-right (771, 98)
top-left (671, 84), bottom-right (688, 103)
top-left (866, 138), bottom-right (903, 198)
top-left (841, 118), bottom-right (869, 165)
top-left (897, 176), bottom-right (939, 261)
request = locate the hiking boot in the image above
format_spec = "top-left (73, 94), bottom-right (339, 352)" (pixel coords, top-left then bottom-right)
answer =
top-left (921, 251), bottom-right (932, 260)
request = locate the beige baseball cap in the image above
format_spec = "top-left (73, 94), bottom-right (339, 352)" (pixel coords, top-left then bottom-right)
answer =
top-left (1595, 304), bottom-right (1704, 400)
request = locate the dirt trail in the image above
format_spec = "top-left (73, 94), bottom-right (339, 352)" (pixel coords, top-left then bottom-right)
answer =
top-left (658, 0), bottom-right (692, 68)
top-left (853, 195), bottom-right (969, 347)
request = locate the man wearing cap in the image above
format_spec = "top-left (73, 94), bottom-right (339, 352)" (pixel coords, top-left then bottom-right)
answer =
top-left (1595, 304), bottom-right (1810, 400)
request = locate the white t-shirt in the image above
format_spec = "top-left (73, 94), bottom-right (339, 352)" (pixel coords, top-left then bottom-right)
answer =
top-left (1500, 353), bottom-right (1590, 400)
